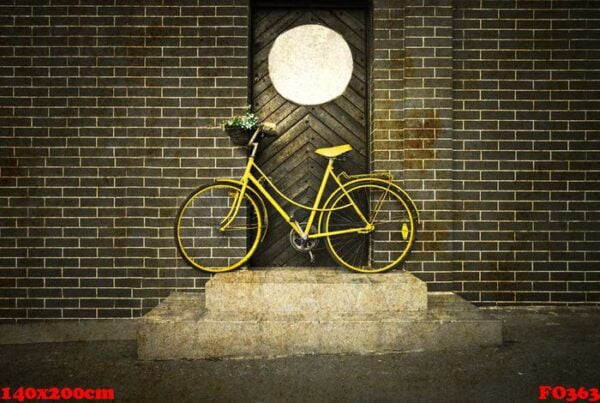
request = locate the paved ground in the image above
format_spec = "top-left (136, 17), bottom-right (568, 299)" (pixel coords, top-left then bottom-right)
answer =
top-left (1, 308), bottom-right (599, 402)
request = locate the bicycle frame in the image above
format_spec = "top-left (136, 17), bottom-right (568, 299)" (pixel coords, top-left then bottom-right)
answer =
top-left (220, 153), bottom-right (373, 240)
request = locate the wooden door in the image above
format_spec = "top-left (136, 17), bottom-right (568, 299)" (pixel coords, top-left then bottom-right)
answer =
top-left (251, 6), bottom-right (368, 267)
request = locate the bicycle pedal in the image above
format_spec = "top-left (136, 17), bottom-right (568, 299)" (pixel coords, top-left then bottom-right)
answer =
top-left (309, 251), bottom-right (315, 265)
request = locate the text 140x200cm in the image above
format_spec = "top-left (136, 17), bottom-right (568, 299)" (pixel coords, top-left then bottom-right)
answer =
top-left (0, 387), bottom-right (115, 402)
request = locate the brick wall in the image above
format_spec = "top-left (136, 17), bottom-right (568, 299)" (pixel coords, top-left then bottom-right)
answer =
top-left (0, 0), bottom-right (249, 322)
top-left (1, 0), bottom-right (599, 321)
top-left (402, 0), bottom-right (454, 290)
top-left (372, 0), bottom-right (455, 291)
top-left (371, 0), bottom-right (404, 178)
top-left (369, 0), bottom-right (599, 304)
top-left (453, 0), bottom-right (600, 304)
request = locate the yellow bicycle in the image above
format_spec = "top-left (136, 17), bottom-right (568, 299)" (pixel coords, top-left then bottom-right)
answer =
top-left (176, 124), bottom-right (420, 273)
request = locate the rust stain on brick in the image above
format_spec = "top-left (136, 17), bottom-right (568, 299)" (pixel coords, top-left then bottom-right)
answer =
top-left (404, 56), bottom-right (418, 70)
top-left (404, 109), bottom-right (441, 163)
top-left (403, 159), bottom-right (423, 170)
top-left (435, 230), bottom-right (452, 242)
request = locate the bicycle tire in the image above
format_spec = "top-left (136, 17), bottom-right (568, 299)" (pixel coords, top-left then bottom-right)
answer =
top-left (323, 183), bottom-right (416, 273)
top-left (175, 183), bottom-right (262, 273)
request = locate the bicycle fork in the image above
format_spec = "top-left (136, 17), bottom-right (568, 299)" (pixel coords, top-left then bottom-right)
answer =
top-left (219, 190), bottom-right (244, 231)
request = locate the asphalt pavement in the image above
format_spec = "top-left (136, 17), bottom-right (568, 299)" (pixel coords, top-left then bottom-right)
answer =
top-left (1, 307), bottom-right (599, 402)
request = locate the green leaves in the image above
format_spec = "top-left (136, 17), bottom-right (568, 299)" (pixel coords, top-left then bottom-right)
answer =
top-left (222, 106), bottom-right (259, 131)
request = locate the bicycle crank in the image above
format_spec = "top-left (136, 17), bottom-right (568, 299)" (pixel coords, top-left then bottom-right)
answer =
top-left (289, 223), bottom-right (319, 264)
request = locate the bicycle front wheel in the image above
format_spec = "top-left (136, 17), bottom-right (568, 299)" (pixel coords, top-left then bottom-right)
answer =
top-left (175, 183), bottom-right (262, 273)
top-left (323, 183), bottom-right (416, 273)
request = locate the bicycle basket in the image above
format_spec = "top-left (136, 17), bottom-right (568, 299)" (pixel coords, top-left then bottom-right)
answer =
top-left (224, 127), bottom-right (251, 146)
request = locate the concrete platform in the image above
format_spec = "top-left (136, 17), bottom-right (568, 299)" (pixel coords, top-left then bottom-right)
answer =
top-left (206, 268), bottom-right (428, 314)
top-left (137, 269), bottom-right (502, 360)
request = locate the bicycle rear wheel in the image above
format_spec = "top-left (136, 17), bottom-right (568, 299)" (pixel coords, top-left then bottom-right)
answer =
top-left (323, 183), bottom-right (416, 273)
top-left (175, 183), bottom-right (262, 272)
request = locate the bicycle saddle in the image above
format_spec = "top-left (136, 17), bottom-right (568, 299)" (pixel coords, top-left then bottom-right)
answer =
top-left (315, 144), bottom-right (352, 158)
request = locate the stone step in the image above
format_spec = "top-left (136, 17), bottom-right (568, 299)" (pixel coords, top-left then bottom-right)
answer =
top-left (137, 291), bottom-right (502, 360)
top-left (138, 269), bottom-right (502, 360)
top-left (205, 268), bottom-right (428, 314)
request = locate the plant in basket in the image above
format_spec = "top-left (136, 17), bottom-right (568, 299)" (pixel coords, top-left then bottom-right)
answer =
top-left (222, 106), bottom-right (259, 146)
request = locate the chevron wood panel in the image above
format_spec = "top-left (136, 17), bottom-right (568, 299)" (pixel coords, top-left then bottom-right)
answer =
top-left (251, 7), bottom-right (368, 267)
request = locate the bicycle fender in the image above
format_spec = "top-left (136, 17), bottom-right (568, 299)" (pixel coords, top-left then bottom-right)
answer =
top-left (317, 178), bottom-right (421, 232)
top-left (214, 178), bottom-right (269, 241)
top-left (342, 177), bottom-right (420, 224)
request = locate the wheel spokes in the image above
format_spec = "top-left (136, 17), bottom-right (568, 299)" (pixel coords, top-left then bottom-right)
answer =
top-left (176, 184), bottom-right (262, 272)
top-left (325, 183), bottom-right (416, 273)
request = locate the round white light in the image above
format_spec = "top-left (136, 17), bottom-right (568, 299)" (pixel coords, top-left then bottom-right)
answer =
top-left (268, 24), bottom-right (353, 106)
